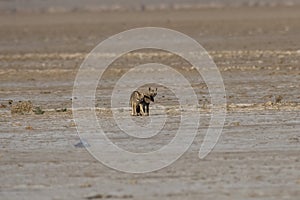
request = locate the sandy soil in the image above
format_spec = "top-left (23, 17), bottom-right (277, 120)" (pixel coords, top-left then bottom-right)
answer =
top-left (0, 6), bottom-right (300, 199)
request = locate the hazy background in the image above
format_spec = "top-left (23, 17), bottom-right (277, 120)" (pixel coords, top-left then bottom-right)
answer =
top-left (1, 0), bottom-right (300, 13)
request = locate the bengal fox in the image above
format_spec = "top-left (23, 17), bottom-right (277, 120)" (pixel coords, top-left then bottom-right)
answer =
top-left (130, 87), bottom-right (157, 116)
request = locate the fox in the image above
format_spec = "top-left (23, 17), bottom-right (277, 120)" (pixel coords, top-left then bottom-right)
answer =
top-left (130, 87), bottom-right (157, 116)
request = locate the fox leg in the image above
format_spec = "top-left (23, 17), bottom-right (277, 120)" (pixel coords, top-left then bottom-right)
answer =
top-left (131, 103), bottom-right (137, 116)
top-left (139, 103), bottom-right (145, 116)
top-left (146, 104), bottom-right (149, 116)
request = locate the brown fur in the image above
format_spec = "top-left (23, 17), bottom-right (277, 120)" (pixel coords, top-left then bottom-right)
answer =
top-left (130, 87), bottom-right (157, 116)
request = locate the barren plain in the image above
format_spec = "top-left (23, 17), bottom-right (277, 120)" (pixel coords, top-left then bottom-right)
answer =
top-left (0, 6), bottom-right (300, 200)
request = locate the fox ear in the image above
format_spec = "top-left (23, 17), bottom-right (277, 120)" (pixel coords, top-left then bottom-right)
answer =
top-left (149, 87), bottom-right (151, 91)
top-left (156, 88), bottom-right (157, 91)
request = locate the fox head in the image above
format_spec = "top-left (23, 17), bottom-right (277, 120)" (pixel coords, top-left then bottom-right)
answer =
top-left (148, 87), bottom-right (157, 96)
top-left (148, 87), bottom-right (157, 102)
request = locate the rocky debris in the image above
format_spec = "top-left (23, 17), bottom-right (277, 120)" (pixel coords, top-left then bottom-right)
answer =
top-left (55, 108), bottom-right (67, 112)
top-left (0, 104), bottom-right (7, 108)
top-left (262, 94), bottom-right (284, 106)
top-left (275, 95), bottom-right (283, 103)
top-left (74, 139), bottom-right (90, 148)
top-left (11, 101), bottom-right (33, 114)
top-left (25, 126), bottom-right (34, 130)
top-left (85, 194), bottom-right (133, 199)
top-left (33, 106), bottom-right (45, 115)
top-left (9, 101), bottom-right (46, 115)
top-left (0, 100), bottom-right (13, 109)
top-left (264, 101), bottom-right (274, 107)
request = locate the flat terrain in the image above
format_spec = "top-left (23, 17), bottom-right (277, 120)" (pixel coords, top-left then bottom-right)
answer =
top-left (1, 6), bottom-right (300, 199)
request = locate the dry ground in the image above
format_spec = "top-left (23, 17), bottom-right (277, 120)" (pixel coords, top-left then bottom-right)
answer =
top-left (0, 6), bottom-right (300, 199)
